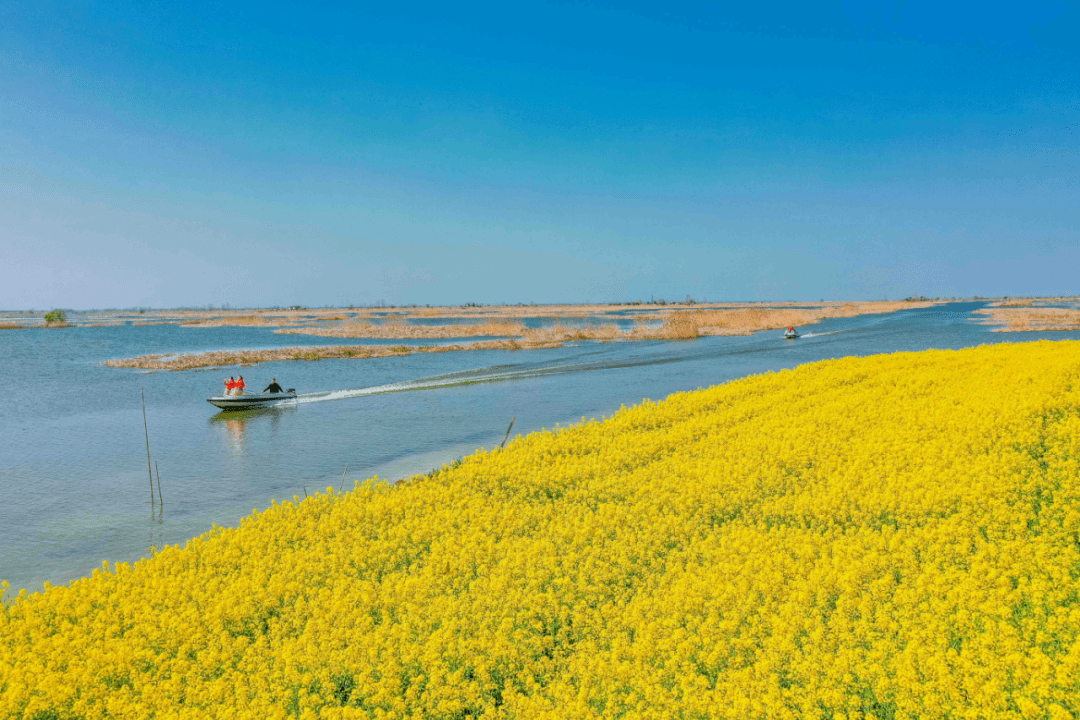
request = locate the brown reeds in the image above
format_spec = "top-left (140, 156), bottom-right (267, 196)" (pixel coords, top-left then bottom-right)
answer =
top-left (6, 299), bottom-right (946, 329)
top-left (0, 323), bottom-right (26, 329)
top-left (101, 300), bottom-right (946, 370)
top-left (647, 301), bottom-right (938, 338)
top-left (103, 340), bottom-right (524, 370)
top-left (518, 323), bottom-right (622, 345)
top-left (976, 307), bottom-right (1080, 332)
top-left (181, 314), bottom-right (294, 328)
top-left (276, 320), bottom-right (527, 339)
top-left (655, 313), bottom-right (702, 339)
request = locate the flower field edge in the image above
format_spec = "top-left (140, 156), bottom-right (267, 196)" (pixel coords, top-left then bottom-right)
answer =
top-left (2, 339), bottom-right (1080, 720)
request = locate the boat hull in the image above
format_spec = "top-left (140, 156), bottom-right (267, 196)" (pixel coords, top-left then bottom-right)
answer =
top-left (207, 393), bottom-right (297, 410)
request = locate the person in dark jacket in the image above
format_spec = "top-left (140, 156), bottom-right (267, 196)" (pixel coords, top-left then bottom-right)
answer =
top-left (263, 378), bottom-right (284, 393)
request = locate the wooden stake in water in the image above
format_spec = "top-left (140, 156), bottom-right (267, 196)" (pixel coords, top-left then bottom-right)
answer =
top-left (142, 388), bottom-right (154, 507)
top-left (155, 461), bottom-right (163, 507)
top-left (501, 417), bottom-right (516, 449)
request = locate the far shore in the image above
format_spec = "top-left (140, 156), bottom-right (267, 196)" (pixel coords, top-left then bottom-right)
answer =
top-left (103, 300), bottom-right (941, 370)
top-left (17, 297), bottom-right (1080, 370)
top-left (976, 303), bottom-right (1080, 332)
top-left (4, 298), bottom-right (946, 329)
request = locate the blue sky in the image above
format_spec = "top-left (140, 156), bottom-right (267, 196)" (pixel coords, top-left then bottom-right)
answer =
top-left (2, 1), bottom-right (1077, 308)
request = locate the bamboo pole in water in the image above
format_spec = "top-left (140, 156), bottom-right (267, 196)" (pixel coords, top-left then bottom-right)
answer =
top-left (339, 463), bottom-right (349, 493)
top-left (155, 461), bottom-right (163, 507)
top-left (501, 417), bottom-right (516, 449)
top-left (142, 388), bottom-right (154, 507)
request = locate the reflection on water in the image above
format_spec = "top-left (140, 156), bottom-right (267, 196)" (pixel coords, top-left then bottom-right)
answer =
top-left (3, 302), bottom-right (1080, 593)
top-left (210, 405), bottom-right (294, 453)
top-left (147, 506), bottom-right (165, 556)
top-left (224, 416), bottom-right (246, 453)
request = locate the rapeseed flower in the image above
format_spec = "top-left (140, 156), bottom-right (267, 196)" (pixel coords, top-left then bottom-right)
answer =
top-left (2, 340), bottom-right (1079, 718)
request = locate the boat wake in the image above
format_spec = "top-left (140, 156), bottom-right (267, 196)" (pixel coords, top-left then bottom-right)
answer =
top-left (293, 340), bottom-right (770, 405)
top-left (799, 329), bottom-right (847, 338)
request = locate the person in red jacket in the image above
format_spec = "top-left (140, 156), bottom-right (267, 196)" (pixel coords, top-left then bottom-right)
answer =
top-left (224, 376), bottom-right (236, 395)
top-left (233, 375), bottom-right (246, 395)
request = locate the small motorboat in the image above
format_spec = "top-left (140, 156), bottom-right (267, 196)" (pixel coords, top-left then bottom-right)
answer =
top-left (784, 327), bottom-right (800, 340)
top-left (207, 391), bottom-right (297, 411)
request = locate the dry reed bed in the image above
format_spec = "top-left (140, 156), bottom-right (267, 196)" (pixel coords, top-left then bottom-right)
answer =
top-left (103, 302), bottom-right (941, 370)
top-left (45, 308), bottom-right (358, 328)
top-left (688, 301), bottom-right (932, 336)
top-left (179, 315), bottom-right (309, 328)
top-left (4, 323), bottom-right (76, 329)
top-left (102, 341), bottom-right (563, 371)
top-left (0, 320), bottom-right (65, 328)
top-left (276, 320), bottom-right (527, 339)
top-left (416, 299), bottom-right (937, 319)
top-left (976, 307), bottom-right (1080, 332)
top-left (3, 300), bottom-right (940, 330)
top-left (276, 301), bottom-right (940, 341)
top-left (542, 301), bottom-right (939, 340)
top-left (104, 322), bottom-right (701, 370)
top-left (989, 297), bottom-right (1080, 308)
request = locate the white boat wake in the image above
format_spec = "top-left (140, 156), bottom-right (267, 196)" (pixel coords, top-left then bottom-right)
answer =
top-left (799, 329), bottom-right (846, 338)
top-left (291, 342), bottom-right (738, 405)
top-left (289, 333), bottom-right (806, 407)
top-left (294, 355), bottom-right (623, 404)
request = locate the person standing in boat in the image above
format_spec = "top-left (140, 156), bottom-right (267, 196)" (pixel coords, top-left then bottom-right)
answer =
top-left (263, 378), bottom-right (285, 393)
top-left (224, 376), bottom-right (237, 395)
top-left (233, 375), bottom-right (246, 395)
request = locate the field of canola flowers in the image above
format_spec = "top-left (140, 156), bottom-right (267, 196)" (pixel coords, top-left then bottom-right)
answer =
top-left (3, 340), bottom-right (1080, 719)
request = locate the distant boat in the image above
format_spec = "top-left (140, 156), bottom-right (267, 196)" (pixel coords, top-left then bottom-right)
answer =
top-left (207, 391), bottom-right (297, 411)
top-left (784, 327), bottom-right (799, 340)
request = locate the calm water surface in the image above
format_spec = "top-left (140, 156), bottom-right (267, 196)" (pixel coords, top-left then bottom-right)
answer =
top-left (2, 302), bottom-right (1077, 593)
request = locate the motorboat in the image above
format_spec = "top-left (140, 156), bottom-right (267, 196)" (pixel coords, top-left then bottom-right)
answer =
top-left (207, 391), bottom-right (297, 411)
top-left (784, 327), bottom-right (799, 340)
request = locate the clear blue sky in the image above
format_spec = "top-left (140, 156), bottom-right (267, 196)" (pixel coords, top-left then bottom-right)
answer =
top-left (2, 1), bottom-right (1077, 309)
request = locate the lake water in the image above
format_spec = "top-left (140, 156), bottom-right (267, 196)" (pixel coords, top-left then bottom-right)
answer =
top-left (2, 301), bottom-right (1077, 593)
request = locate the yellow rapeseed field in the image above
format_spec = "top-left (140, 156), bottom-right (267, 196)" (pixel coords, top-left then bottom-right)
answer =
top-left (3, 340), bottom-right (1080, 719)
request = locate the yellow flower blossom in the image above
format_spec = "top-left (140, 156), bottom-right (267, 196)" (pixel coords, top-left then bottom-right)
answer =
top-left (2, 340), bottom-right (1080, 718)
